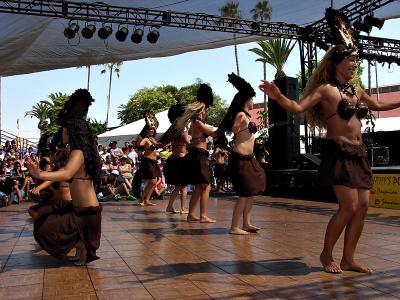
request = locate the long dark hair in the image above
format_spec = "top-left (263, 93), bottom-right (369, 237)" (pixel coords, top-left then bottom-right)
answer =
top-left (217, 93), bottom-right (247, 134)
top-left (65, 118), bottom-right (101, 185)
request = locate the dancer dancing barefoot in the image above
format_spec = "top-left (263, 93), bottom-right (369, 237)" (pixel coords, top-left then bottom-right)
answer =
top-left (260, 42), bottom-right (400, 273)
top-left (218, 73), bottom-right (266, 235)
top-left (27, 89), bottom-right (102, 266)
top-left (161, 104), bottom-right (190, 214)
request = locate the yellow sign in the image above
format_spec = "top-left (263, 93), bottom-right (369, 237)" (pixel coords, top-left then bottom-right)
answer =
top-left (370, 174), bottom-right (400, 209)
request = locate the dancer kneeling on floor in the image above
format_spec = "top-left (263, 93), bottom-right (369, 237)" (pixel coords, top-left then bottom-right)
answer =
top-left (218, 73), bottom-right (266, 235)
top-left (26, 89), bottom-right (102, 266)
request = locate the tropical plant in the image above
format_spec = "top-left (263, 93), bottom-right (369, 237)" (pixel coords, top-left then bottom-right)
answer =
top-left (25, 101), bottom-right (52, 131)
top-left (101, 61), bottom-right (123, 126)
top-left (219, 2), bottom-right (241, 76)
top-left (249, 39), bottom-right (296, 80)
top-left (249, 0), bottom-right (272, 111)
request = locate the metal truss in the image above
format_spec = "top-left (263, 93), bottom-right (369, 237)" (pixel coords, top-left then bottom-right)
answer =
top-left (0, 0), bottom-right (300, 39)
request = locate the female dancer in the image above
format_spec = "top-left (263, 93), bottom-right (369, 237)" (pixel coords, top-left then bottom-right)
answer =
top-left (184, 84), bottom-right (219, 223)
top-left (161, 104), bottom-right (190, 214)
top-left (218, 73), bottom-right (266, 234)
top-left (260, 45), bottom-right (400, 273)
top-left (27, 89), bottom-right (102, 266)
top-left (136, 124), bottom-right (161, 206)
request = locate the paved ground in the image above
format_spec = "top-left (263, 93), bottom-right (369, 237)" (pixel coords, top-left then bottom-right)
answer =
top-left (0, 194), bottom-right (399, 299)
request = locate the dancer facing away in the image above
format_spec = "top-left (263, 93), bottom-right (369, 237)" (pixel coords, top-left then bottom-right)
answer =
top-left (260, 45), bottom-right (400, 273)
top-left (218, 73), bottom-right (266, 235)
top-left (161, 104), bottom-right (190, 214)
top-left (136, 123), bottom-right (161, 206)
top-left (26, 89), bottom-right (102, 266)
top-left (184, 84), bottom-right (219, 223)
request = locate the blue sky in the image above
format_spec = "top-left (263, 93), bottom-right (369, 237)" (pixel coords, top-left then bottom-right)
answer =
top-left (1, 19), bottom-right (399, 142)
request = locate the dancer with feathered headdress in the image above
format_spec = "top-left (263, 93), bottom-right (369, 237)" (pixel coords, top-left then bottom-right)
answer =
top-left (218, 73), bottom-right (266, 235)
top-left (26, 89), bottom-right (102, 266)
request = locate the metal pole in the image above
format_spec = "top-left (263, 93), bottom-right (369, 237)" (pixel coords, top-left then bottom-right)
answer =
top-left (375, 63), bottom-right (380, 118)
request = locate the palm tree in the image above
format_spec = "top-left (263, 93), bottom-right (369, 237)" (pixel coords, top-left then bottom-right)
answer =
top-left (250, 0), bottom-right (272, 111)
top-left (25, 101), bottom-right (51, 131)
top-left (101, 62), bottom-right (123, 127)
top-left (219, 2), bottom-right (241, 76)
top-left (251, 0), bottom-right (272, 22)
top-left (249, 39), bottom-right (296, 79)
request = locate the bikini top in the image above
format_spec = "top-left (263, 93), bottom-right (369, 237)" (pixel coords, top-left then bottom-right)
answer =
top-left (327, 82), bottom-right (368, 121)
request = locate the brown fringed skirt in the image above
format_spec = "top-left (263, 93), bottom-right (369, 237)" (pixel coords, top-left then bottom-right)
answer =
top-left (163, 156), bottom-right (186, 186)
top-left (214, 163), bottom-right (228, 180)
top-left (228, 152), bottom-right (266, 197)
top-left (318, 139), bottom-right (372, 189)
top-left (30, 198), bottom-right (72, 219)
top-left (137, 157), bottom-right (161, 180)
top-left (184, 147), bottom-right (210, 185)
top-left (34, 205), bottom-right (102, 264)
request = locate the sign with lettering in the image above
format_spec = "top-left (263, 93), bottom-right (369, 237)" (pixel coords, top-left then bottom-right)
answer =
top-left (369, 174), bottom-right (400, 209)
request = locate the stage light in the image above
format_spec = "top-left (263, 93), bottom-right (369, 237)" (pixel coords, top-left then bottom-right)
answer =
top-left (162, 11), bottom-right (172, 24)
top-left (250, 21), bottom-right (261, 32)
top-left (115, 27), bottom-right (129, 42)
top-left (64, 22), bottom-right (79, 39)
top-left (98, 25), bottom-right (112, 39)
top-left (81, 25), bottom-right (96, 39)
top-left (147, 30), bottom-right (159, 43)
top-left (315, 39), bottom-right (329, 51)
top-left (131, 28), bottom-right (143, 43)
top-left (364, 15), bottom-right (385, 30)
top-left (353, 19), bottom-right (372, 34)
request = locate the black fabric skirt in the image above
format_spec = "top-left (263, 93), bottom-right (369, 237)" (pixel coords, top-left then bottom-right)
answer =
top-left (34, 205), bottom-right (102, 263)
top-left (183, 147), bottom-right (210, 185)
top-left (228, 152), bottom-right (266, 197)
top-left (318, 139), bottom-right (372, 189)
top-left (163, 155), bottom-right (186, 186)
top-left (136, 157), bottom-right (161, 180)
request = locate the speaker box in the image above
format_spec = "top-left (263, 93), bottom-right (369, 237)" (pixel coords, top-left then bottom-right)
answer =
top-left (267, 76), bottom-right (300, 169)
top-left (367, 146), bottom-right (390, 166)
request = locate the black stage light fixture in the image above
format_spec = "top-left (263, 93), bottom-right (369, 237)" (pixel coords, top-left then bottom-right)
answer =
top-left (115, 27), bottom-right (129, 42)
top-left (250, 21), bottom-right (261, 32)
top-left (315, 39), bottom-right (329, 51)
top-left (364, 15), bottom-right (385, 30)
top-left (147, 30), bottom-right (160, 43)
top-left (64, 22), bottom-right (79, 39)
top-left (98, 25), bottom-right (112, 39)
top-left (353, 19), bottom-right (372, 34)
top-left (131, 28), bottom-right (144, 43)
top-left (81, 24), bottom-right (96, 39)
top-left (162, 11), bottom-right (172, 24)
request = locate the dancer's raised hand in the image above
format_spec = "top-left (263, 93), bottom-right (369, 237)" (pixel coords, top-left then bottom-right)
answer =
top-left (259, 80), bottom-right (283, 101)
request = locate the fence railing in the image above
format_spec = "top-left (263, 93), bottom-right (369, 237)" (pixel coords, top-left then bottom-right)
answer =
top-left (0, 129), bottom-right (38, 154)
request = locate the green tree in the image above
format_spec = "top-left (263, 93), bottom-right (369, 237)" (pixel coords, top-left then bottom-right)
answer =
top-left (25, 101), bottom-right (52, 132)
top-left (117, 86), bottom-right (177, 125)
top-left (249, 39), bottom-right (296, 80)
top-left (101, 62), bottom-right (123, 126)
top-left (88, 118), bottom-right (107, 136)
top-left (219, 2), bottom-right (241, 76)
top-left (249, 0), bottom-right (272, 111)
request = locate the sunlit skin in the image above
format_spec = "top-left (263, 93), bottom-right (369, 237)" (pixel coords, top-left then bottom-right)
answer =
top-left (259, 55), bottom-right (400, 274)
top-left (26, 127), bottom-right (99, 265)
top-left (229, 98), bottom-right (260, 235)
top-left (187, 106), bottom-right (219, 223)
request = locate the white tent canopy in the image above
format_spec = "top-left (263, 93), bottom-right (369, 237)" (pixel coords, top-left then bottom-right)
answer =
top-left (97, 109), bottom-right (216, 146)
top-left (1, 0), bottom-right (399, 77)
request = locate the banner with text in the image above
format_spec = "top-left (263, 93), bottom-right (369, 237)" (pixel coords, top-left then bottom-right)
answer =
top-left (370, 174), bottom-right (400, 209)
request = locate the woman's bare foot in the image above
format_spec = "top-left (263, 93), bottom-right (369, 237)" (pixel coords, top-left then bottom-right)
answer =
top-left (73, 242), bottom-right (87, 266)
top-left (229, 227), bottom-right (250, 235)
top-left (187, 215), bottom-right (200, 222)
top-left (243, 225), bottom-right (260, 233)
top-left (200, 216), bottom-right (216, 223)
top-left (320, 252), bottom-right (342, 273)
top-left (340, 259), bottom-right (373, 273)
top-left (144, 202), bottom-right (156, 206)
top-left (139, 201), bottom-right (145, 206)
top-left (166, 208), bottom-right (179, 213)
top-left (180, 209), bottom-right (189, 214)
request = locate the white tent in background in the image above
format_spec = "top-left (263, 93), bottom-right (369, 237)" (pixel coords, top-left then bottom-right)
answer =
top-left (97, 110), bottom-right (216, 146)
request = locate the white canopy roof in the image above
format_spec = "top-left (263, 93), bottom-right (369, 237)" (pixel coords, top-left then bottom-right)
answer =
top-left (97, 109), bottom-right (215, 146)
top-left (1, 0), bottom-right (399, 77)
